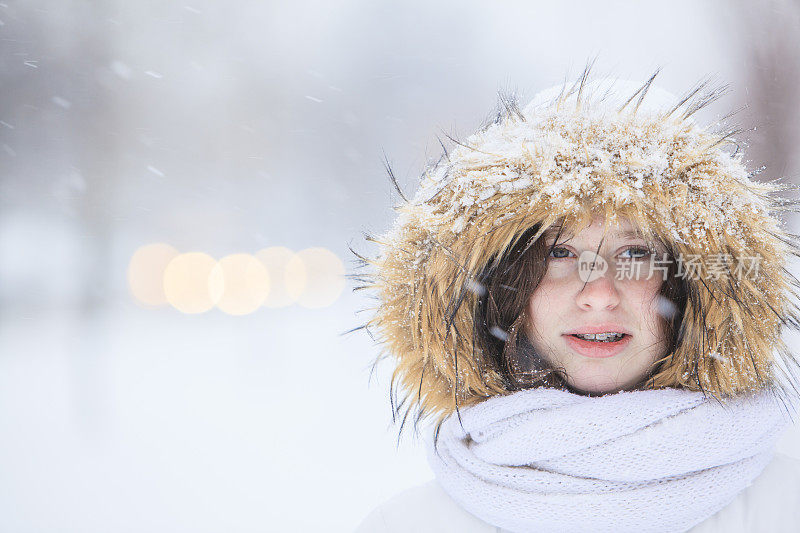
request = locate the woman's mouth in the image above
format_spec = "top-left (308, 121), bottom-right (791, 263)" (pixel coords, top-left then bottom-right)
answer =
top-left (572, 332), bottom-right (626, 342)
top-left (563, 332), bottom-right (632, 358)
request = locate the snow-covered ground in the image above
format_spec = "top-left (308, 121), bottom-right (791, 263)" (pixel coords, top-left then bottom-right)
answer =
top-left (0, 293), bottom-right (434, 532)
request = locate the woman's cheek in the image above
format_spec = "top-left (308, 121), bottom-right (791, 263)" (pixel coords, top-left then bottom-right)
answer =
top-left (530, 277), bottom-right (561, 311)
top-left (622, 279), bottom-right (666, 337)
top-left (620, 275), bottom-right (662, 301)
top-left (528, 282), bottom-right (558, 327)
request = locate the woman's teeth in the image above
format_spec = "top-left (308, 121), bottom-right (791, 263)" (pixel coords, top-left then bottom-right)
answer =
top-left (573, 333), bottom-right (625, 342)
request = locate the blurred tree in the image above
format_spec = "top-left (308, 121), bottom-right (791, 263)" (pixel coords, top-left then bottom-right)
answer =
top-left (730, 0), bottom-right (800, 183)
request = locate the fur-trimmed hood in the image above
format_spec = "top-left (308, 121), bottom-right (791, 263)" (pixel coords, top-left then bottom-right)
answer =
top-left (354, 71), bottom-right (800, 433)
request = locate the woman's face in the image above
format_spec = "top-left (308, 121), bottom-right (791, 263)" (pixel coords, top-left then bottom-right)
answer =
top-left (525, 216), bottom-right (669, 394)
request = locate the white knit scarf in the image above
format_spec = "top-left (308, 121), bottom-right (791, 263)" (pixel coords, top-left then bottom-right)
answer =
top-left (427, 386), bottom-right (792, 533)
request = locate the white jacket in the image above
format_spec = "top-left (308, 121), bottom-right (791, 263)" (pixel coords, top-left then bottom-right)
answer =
top-left (355, 452), bottom-right (800, 533)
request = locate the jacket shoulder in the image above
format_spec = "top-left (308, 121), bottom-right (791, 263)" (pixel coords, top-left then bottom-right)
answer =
top-left (689, 452), bottom-right (800, 533)
top-left (353, 479), bottom-right (497, 533)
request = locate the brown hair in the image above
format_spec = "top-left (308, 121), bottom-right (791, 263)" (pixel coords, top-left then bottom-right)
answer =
top-left (474, 221), bottom-right (688, 395)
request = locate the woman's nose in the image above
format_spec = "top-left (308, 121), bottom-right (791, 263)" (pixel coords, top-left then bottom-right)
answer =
top-left (575, 271), bottom-right (621, 311)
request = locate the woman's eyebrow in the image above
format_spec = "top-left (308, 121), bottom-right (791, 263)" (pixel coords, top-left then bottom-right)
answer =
top-left (543, 229), bottom-right (644, 240)
top-left (616, 230), bottom-right (647, 240)
top-left (612, 231), bottom-right (667, 251)
top-left (542, 229), bottom-right (650, 244)
top-left (543, 229), bottom-right (572, 241)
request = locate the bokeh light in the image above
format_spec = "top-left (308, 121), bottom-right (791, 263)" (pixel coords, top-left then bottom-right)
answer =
top-left (129, 245), bottom-right (345, 313)
top-left (214, 254), bottom-right (270, 315)
top-left (285, 251), bottom-right (309, 305)
top-left (163, 252), bottom-right (224, 314)
top-left (255, 246), bottom-right (304, 308)
top-left (127, 243), bottom-right (179, 307)
top-left (290, 247), bottom-right (345, 309)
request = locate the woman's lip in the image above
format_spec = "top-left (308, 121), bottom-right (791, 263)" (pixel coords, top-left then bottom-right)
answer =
top-left (564, 325), bottom-right (632, 335)
top-left (563, 334), bottom-right (632, 358)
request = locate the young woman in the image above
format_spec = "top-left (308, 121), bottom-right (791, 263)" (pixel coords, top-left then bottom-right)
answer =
top-left (353, 71), bottom-right (800, 532)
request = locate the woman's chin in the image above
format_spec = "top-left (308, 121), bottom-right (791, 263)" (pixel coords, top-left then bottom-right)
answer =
top-left (564, 376), bottom-right (626, 396)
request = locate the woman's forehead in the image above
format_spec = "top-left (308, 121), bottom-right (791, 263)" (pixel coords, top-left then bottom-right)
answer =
top-left (543, 217), bottom-right (647, 241)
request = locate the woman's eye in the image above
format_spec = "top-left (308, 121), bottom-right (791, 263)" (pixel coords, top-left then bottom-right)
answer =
top-left (620, 246), bottom-right (651, 260)
top-left (549, 246), bottom-right (574, 259)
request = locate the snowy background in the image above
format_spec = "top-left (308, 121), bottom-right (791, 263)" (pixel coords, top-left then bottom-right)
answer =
top-left (1, 1), bottom-right (800, 531)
